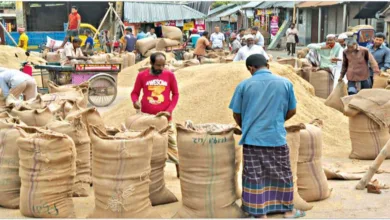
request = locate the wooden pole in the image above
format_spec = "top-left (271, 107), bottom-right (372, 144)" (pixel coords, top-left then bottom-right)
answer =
top-left (0, 22), bottom-right (17, 46)
top-left (293, 6), bottom-right (296, 24)
top-left (356, 139), bottom-right (390, 190)
top-left (93, 3), bottom-right (112, 40)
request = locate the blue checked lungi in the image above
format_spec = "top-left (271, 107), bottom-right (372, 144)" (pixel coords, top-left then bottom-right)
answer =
top-left (242, 144), bottom-right (294, 216)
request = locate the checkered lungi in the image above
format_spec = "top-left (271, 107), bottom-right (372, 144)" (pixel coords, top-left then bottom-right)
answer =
top-left (242, 144), bottom-right (294, 216)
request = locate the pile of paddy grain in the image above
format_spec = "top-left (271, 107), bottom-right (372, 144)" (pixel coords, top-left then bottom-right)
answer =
top-left (104, 62), bottom-right (350, 158)
top-left (0, 45), bottom-right (46, 70)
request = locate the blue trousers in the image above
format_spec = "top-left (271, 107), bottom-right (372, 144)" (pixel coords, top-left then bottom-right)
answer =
top-left (347, 79), bottom-right (372, 95)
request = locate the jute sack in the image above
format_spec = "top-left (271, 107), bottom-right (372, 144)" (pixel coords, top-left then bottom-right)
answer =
top-left (0, 117), bottom-right (24, 209)
top-left (88, 126), bottom-right (159, 218)
top-left (41, 89), bottom-right (87, 109)
top-left (324, 82), bottom-right (348, 113)
top-left (125, 113), bottom-right (176, 205)
top-left (206, 52), bottom-right (219, 58)
top-left (277, 58), bottom-right (302, 68)
top-left (47, 81), bottom-right (89, 108)
top-left (90, 54), bottom-right (109, 63)
top-left (297, 121), bottom-right (331, 202)
top-left (183, 52), bottom-right (194, 60)
top-left (372, 72), bottom-right (389, 89)
top-left (286, 124), bottom-right (313, 211)
top-left (144, 48), bottom-right (157, 57)
top-left (17, 126), bottom-right (76, 218)
top-left (136, 38), bottom-right (159, 56)
top-left (126, 52), bottom-right (136, 67)
top-left (201, 57), bottom-right (220, 64)
top-left (115, 126), bottom-right (177, 206)
top-left (10, 107), bottom-right (54, 127)
top-left (310, 70), bottom-right (334, 99)
top-left (162, 26), bottom-right (182, 41)
top-left (156, 38), bottom-right (180, 51)
top-left (341, 95), bottom-right (360, 117)
top-left (44, 51), bottom-right (61, 63)
top-left (349, 113), bottom-right (390, 160)
top-left (184, 59), bottom-right (200, 67)
top-left (174, 122), bottom-right (244, 218)
top-left (300, 59), bottom-right (312, 82)
top-left (46, 117), bottom-right (91, 197)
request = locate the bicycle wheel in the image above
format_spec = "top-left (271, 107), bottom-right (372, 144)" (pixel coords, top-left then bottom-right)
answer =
top-left (88, 76), bottom-right (117, 107)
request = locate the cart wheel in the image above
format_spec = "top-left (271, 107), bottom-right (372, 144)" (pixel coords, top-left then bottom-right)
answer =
top-left (88, 76), bottom-right (117, 107)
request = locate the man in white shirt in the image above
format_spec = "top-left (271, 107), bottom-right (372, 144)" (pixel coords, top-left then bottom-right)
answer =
top-left (251, 26), bottom-right (265, 47)
top-left (61, 37), bottom-right (91, 66)
top-left (233, 35), bottom-right (269, 61)
top-left (231, 33), bottom-right (242, 54)
top-left (210, 26), bottom-right (226, 49)
top-left (146, 28), bottom-right (157, 39)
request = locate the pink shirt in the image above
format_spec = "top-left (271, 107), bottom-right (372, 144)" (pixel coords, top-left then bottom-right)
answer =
top-left (131, 69), bottom-right (179, 121)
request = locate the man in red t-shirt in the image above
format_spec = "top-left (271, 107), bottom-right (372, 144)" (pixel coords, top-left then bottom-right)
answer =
top-left (60, 5), bottom-right (81, 48)
top-left (131, 52), bottom-right (180, 177)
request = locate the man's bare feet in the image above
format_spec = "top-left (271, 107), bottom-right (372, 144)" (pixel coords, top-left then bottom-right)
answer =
top-left (284, 209), bottom-right (306, 218)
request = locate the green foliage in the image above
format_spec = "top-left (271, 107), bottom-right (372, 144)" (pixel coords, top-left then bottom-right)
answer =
top-left (211, 1), bottom-right (231, 9)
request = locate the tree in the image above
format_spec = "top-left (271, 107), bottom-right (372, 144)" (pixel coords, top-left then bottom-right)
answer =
top-left (211, 1), bottom-right (231, 9)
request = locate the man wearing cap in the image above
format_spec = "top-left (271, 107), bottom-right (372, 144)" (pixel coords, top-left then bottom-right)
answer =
top-left (234, 35), bottom-right (269, 62)
top-left (337, 33), bottom-right (348, 49)
top-left (186, 29), bottom-right (200, 48)
top-left (339, 38), bottom-right (380, 95)
top-left (17, 27), bottom-right (29, 51)
top-left (61, 37), bottom-right (91, 66)
top-left (60, 6), bottom-right (81, 49)
top-left (231, 33), bottom-right (242, 54)
top-left (307, 34), bottom-right (342, 98)
top-left (333, 33), bottom-right (349, 88)
top-left (122, 27), bottom-right (137, 53)
top-left (229, 54), bottom-right (305, 219)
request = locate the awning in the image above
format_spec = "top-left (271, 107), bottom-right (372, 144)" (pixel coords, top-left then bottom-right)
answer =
top-left (256, 1), bottom-right (275, 9)
top-left (354, 1), bottom-right (388, 19)
top-left (206, 5), bottom-right (242, 22)
top-left (0, 13), bottom-right (16, 18)
top-left (297, 1), bottom-right (342, 8)
top-left (241, 1), bottom-right (263, 9)
top-left (207, 4), bottom-right (236, 16)
top-left (256, 1), bottom-right (296, 9)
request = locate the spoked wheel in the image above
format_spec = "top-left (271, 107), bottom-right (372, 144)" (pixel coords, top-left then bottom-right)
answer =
top-left (88, 76), bottom-right (117, 107)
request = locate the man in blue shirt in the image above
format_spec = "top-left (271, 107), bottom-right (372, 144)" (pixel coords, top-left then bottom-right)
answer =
top-left (137, 30), bottom-right (147, 40)
top-left (122, 27), bottom-right (137, 52)
top-left (229, 54), bottom-right (304, 218)
top-left (186, 29), bottom-right (200, 48)
top-left (367, 32), bottom-right (390, 85)
top-left (82, 30), bottom-right (94, 55)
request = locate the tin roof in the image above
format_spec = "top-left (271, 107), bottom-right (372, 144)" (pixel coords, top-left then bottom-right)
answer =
top-left (256, 1), bottom-right (296, 9)
top-left (208, 4), bottom-right (236, 16)
top-left (206, 5), bottom-right (242, 22)
top-left (123, 2), bottom-right (206, 23)
top-left (297, 1), bottom-right (343, 8)
top-left (241, 1), bottom-right (264, 9)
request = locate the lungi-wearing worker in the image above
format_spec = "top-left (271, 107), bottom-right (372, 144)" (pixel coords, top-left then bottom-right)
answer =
top-left (131, 52), bottom-right (180, 177)
top-left (0, 67), bottom-right (37, 101)
top-left (229, 54), bottom-right (305, 218)
top-left (61, 37), bottom-right (92, 66)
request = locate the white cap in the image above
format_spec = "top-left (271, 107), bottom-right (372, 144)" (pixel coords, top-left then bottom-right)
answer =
top-left (244, 35), bottom-right (254, 40)
top-left (338, 33), bottom-right (348, 40)
top-left (326, 34), bottom-right (336, 39)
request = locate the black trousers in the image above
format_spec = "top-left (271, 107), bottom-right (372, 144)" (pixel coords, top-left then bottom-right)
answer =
top-left (287, 43), bottom-right (296, 54)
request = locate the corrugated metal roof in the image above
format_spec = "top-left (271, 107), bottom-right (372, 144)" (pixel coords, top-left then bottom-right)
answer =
top-left (241, 1), bottom-right (264, 9)
top-left (256, 1), bottom-right (275, 9)
top-left (206, 5), bottom-right (242, 22)
top-left (272, 1), bottom-right (296, 8)
top-left (208, 4), bottom-right (236, 16)
top-left (297, 1), bottom-right (343, 8)
top-left (124, 2), bottom-right (206, 23)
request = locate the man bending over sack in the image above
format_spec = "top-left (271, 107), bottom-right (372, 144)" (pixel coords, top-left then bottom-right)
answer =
top-left (131, 52), bottom-right (180, 177)
top-left (0, 67), bottom-right (37, 101)
top-left (339, 38), bottom-right (380, 95)
top-left (61, 37), bottom-right (92, 66)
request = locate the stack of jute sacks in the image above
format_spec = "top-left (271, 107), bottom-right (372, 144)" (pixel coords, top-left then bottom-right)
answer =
top-left (285, 119), bottom-right (332, 212)
top-left (136, 26), bottom-right (182, 57)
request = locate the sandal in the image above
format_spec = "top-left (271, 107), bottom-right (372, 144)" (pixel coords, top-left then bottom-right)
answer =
top-left (284, 210), bottom-right (306, 218)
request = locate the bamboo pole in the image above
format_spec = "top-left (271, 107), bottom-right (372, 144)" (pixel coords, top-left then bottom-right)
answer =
top-left (293, 6), bottom-right (296, 24)
top-left (356, 139), bottom-right (390, 190)
top-left (93, 3), bottom-right (112, 40)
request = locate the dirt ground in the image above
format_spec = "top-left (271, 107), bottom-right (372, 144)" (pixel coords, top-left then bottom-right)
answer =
top-left (1, 49), bottom-right (390, 218)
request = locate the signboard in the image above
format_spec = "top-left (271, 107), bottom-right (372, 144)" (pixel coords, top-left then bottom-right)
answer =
top-left (195, 19), bottom-right (205, 31)
top-left (257, 8), bottom-right (280, 16)
top-left (183, 21), bottom-right (194, 31)
top-left (75, 64), bottom-right (121, 72)
top-left (176, 20), bottom-right (184, 27)
top-left (270, 16), bottom-right (279, 38)
top-left (245, 9), bottom-right (254, 18)
top-left (166, 21), bottom-right (176, 26)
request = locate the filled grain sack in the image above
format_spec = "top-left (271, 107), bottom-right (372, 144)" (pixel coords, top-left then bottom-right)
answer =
top-left (183, 59), bottom-right (200, 67)
top-left (0, 117), bottom-right (24, 209)
top-left (297, 48), bottom-right (310, 59)
top-left (372, 72), bottom-right (389, 89)
top-left (324, 82), bottom-right (348, 113)
top-left (206, 52), bottom-right (219, 58)
top-left (174, 123), bottom-right (244, 218)
top-left (183, 52), bottom-right (194, 60)
top-left (156, 38), bottom-right (180, 51)
top-left (17, 126), bottom-right (76, 218)
top-left (299, 60), bottom-right (312, 82)
top-left (46, 117), bottom-right (91, 197)
top-left (310, 70), bottom-right (333, 99)
top-left (286, 124), bottom-right (313, 211)
top-left (136, 38), bottom-right (159, 56)
top-left (90, 54), bottom-right (109, 63)
top-left (277, 58), bottom-right (302, 68)
top-left (297, 121), bottom-right (331, 202)
top-left (125, 112), bottom-right (168, 131)
top-left (200, 57), bottom-right (220, 64)
top-left (341, 95), bottom-right (360, 117)
top-left (349, 113), bottom-right (390, 160)
top-left (44, 51), bottom-right (61, 63)
top-left (144, 48), bottom-right (157, 58)
top-left (88, 126), bottom-right (159, 218)
top-left (10, 106), bottom-right (54, 127)
top-left (47, 81), bottom-right (89, 108)
top-left (162, 26), bottom-right (182, 41)
top-left (41, 88), bottom-right (87, 108)
top-left (115, 126), bottom-right (177, 206)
